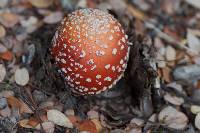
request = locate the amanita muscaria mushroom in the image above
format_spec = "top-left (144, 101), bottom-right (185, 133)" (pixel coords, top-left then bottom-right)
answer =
top-left (51, 8), bottom-right (130, 95)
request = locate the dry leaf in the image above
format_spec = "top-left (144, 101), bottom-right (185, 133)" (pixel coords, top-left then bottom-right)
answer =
top-left (27, 117), bottom-right (40, 127)
top-left (47, 109), bottom-right (73, 128)
top-left (91, 119), bottom-right (102, 133)
top-left (7, 96), bottom-right (33, 114)
top-left (19, 119), bottom-right (33, 128)
top-left (162, 67), bottom-right (171, 82)
top-left (0, 25), bottom-right (6, 38)
top-left (14, 67), bottom-right (29, 86)
top-left (77, 120), bottom-right (98, 133)
top-left (28, 0), bottom-right (54, 8)
top-left (7, 96), bottom-right (21, 108)
top-left (43, 11), bottom-right (63, 24)
top-left (68, 115), bottom-right (81, 126)
top-left (19, 99), bottom-right (33, 114)
top-left (0, 51), bottom-right (13, 61)
top-left (0, 64), bottom-right (6, 83)
top-left (0, 12), bottom-right (19, 28)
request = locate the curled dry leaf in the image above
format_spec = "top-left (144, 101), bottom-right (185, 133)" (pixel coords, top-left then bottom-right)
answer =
top-left (0, 25), bottom-right (6, 38)
top-left (0, 64), bottom-right (6, 83)
top-left (77, 120), bottom-right (98, 133)
top-left (28, 0), bottom-right (54, 8)
top-left (43, 11), bottom-right (63, 24)
top-left (14, 67), bottom-right (29, 86)
top-left (47, 109), bottom-right (73, 128)
top-left (158, 106), bottom-right (188, 129)
top-left (35, 121), bottom-right (55, 133)
top-left (0, 12), bottom-right (19, 28)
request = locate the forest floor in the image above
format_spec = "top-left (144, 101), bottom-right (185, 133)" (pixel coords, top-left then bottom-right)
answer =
top-left (0, 0), bottom-right (200, 133)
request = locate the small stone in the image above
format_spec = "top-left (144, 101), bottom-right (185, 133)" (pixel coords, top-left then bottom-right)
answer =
top-left (47, 109), bottom-right (73, 128)
top-left (87, 110), bottom-right (99, 119)
top-left (195, 113), bottom-right (200, 129)
top-left (43, 11), bottom-right (63, 24)
top-left (0, 106), bottom-right (11, 117)
top-left (28, 0), bottom-right (54, 8)
top-left (0, 12), bottom-right (19, 28)
top-left (173, 65), bottom-right (200, 82)
top-left (129, 128), bottom-right (142, 133)
top-left (20, 16), bottom-right (38, 27)
top-left (130, 118), bottom-right (144, 126)
top-left (164, 92), bottom-right (184, 105)
top-left (0, 0), bottom-right (8, 7)
top-left (0, 98), bottom-right (7, 109)
top-left (14, 67), bottom-right (29, 86)
top-left (158, 106), bottom-right (188, 129)
top-left (0, 43), bottom-right (7, 53)
top-left (191, 105), bottom-right (200, 114)
top-left (35, 121), bottom-right (55, 133)
top-left (0, 64), bottom-right (6, 83)
top-left (0, 90), bottom-right (14, 98)
top-left (33, 90), bottom-right (47, 103)
top-left (65, 109), bottom-right (75, 116)
top-left (165, 45), bottom-right (176, 61)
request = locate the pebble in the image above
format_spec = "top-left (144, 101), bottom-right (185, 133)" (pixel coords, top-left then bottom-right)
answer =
top-left (158, 106), bottom-right (188, 129)
top-left (173, 65), bottom-right (200, 82)
top-left (43, 11), bottom-right (63, 24)
top-left (164, 92), bottom-right (184, 105)
top-left (165, 45), bottom-right (176, 61)
top-left (130, 118), bottom-right (144, 126)
top-left (0, 98), bottom-right (7, 109)
top-left (65, 109), bottom-right (75, 116)
top-left (195, 113), bottom-right (200, 130)
top-left (33, 90), bottom-right (47, 103)
top-left (0, 106), bottom-right (11, 117)
top-left (0, 25), bottom-right (6, 38)
top-left (191, 105), bottom-right (200, 114)
top-left (0, 0), bottom-right (8, 8)
top-left (0, 90), bottom-right (14, 98)
top-left (0, 43), bottom-right (7, 53)
top-left (87, 110), bottom-right (99, 119)
top-left (0, 64), bottom-right (6, 83)
top-left (192, 89), bottom-right (200, 102)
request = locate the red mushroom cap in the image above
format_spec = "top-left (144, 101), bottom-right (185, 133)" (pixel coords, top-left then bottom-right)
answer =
top-left (51, 8), bottom-right (130, 95)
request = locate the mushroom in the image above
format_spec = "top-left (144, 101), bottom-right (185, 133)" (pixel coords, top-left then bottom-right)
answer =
top-left (51, 8), bottom-right (130, 95)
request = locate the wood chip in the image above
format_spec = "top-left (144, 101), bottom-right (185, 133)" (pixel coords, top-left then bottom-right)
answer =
top-left (14, 67), bottom-right (29, 86)
top-left (165, 45), bottom-right (176, 61)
